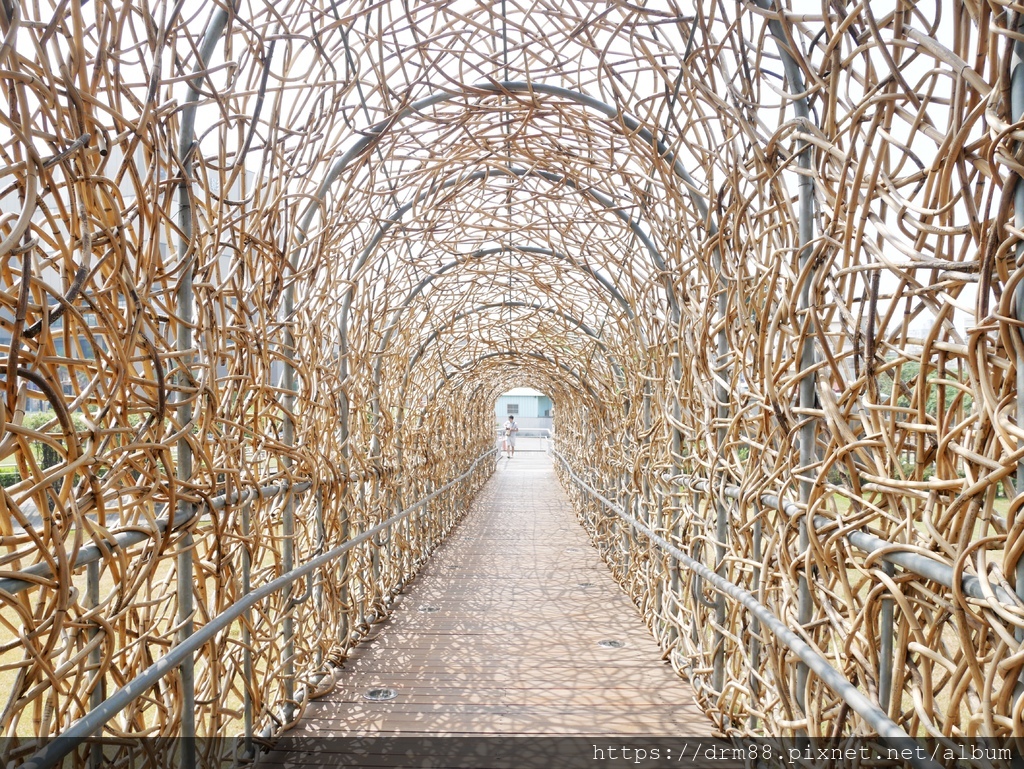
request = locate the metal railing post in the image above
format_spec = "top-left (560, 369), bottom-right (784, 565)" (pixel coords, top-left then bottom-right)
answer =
top-left (173, 247), bottom-right (196, 769)
top-left (751, 0), bottom-right (818, 718)
top-left (878, 561), bottom-right (895, 712)
top-left (315, 491), bottom-right (325, 668)
top-left (241, 500), bottom-right (253, 757)
top-left (282, 201), bottom-right (298, 718)
top-left (339, 509), bottom-right (351, 645)
top-left (176, 532), bottom-right (196, 769)
top-left (690, 490), bottom-right (701, 650)
top-left (86, 561), bottom-right (102, 769)
top-left (747, 512), bottom-right (762, 729)
top-left (712, 241), bottom-right (730, 698)
top-left (282, 492), bottom-right (295, 712)
top-left (1012, 10), bottom-right (1024, 642)
top-left (174, 178), bottom-right (197, 769)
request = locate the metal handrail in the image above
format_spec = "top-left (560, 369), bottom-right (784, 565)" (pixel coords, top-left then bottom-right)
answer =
top-left (671, 475), bottom-right (1021, 610)
top-left (0, 480), bottom-right (312, 595)
top-left (25, 447), bottom-right (498, 769)
top-left (551, 449), bottom-right (939, 769)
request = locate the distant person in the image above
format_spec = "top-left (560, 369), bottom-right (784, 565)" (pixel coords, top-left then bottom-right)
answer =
top-left (503, 415), bottom-right (519, 458)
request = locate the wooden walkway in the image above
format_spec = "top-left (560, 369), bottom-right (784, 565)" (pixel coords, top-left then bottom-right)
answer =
top-left (263, 452), bottom-right (713, 766)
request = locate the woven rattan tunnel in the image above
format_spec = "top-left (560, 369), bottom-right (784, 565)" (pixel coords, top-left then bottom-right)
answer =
top-left (0, 0), bottom-right (1022, 760)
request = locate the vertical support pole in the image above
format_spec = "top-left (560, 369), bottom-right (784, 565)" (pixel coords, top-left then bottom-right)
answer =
top-left (712, 246), bottom-right (730, 697)
top-left (241, 501), bottom-right (253, 757)
top-left (370, 475), bottom-right (383, 613)
top-left (371, 529), bottom-right (383, 612)
top-left (176, 533), bottom-right (196, 769)
top-left (755, 0), bottom-right (818, 720)
top-left (668, 358), bottom-right (683, 649)
top-left (175, 166), bottom-right (197, 769)
top-left (281, 492), bottom-right (295, 711)
top-left (356, 480), bottom-right (367, 629)
top-left (747, 513), bottom-right (762, 729)
top-left (281, 206), bottom-right (298, 718)
top-left (1012, 14), bottom-right (1024, 642)
top-left (337, 291), bottom-right (352, 649)
top-left (173, 12), bottom-right (230, 766)
top-left (315, 491), bottom-right (325, 669)
top-left (793, 109), bottom-right (816, 722)
top-left (668, 560), bottom-right (681, 647)
top-left (86, 561), bottom-right (102, 769)
top-left (642, 382), bottom-right (661, 628)
top-left (621, 490), bottom-right (632, 578)
top-left (878, 561), bottom-right (895, 712)
top-left (339, 509), bottom-right (351, 646)
top-left (712, 468), bottom-right (727, 693)
top-left (690, 490), bottom-right (701, 650)
top-left (280, 289), bottom-right (296, 714)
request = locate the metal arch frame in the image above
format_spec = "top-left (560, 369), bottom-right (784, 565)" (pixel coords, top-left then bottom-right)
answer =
top-left (391, 301), bottom-right (621, 433)
top-left (184, 8), bottom-right (827, 745)
top-left (372, 244), bottom-right (643, 357)
top-left (398, 342), bottom-right (597, 457)
top-left (292, 79), bottom-right (719, 281)
top-left (407, 302), bottom-right (615, 373)
top-left (332, 163), bottom-right (665, 463)
top-left (289, 80), bottom-right (713, 483)
top-left (750, 0), bottom-right (819, 713)
top-left (171, 6), bottom-right (237, 762)
top-left (368, 246), bottom-right (641, 453)
top-left (419, 350), bottom-right (605, 412)
top-left (361, 241), bottom-right (632, 456)
top-left (371, 300), bottom-right (621, 458)
top-left (253, 46), bottom-right (819, 720)
top-left (370, 245), bottom-right (638, 394)
top-left (283, 81), bottom-right (697, 460)
top-left (336, 163), bottom-right (672, 377)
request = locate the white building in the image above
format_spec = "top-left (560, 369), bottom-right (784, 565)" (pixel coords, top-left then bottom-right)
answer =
top-left (495, 387), bottom-right (553, 429)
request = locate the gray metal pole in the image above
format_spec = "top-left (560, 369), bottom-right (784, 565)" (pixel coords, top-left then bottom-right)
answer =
top-left (241, 501), bottom-right (253, 757)
top-left (176, 533), bottom-right (195, 769)
top-left (281, 298), bottom-right (297, 715)
top-left (315, 491), bottom-right (325, 669)
top-left (1012, 12), bottom-right (1024, 639)
top-left (338, 509), bottom-right (351, 647)
top-left (747, 514), bottom-right (762, 729)
top-left (86, 561), bottom-right (102, 769)
top-left (878, 561), bottom-right (895, 712)
top-left (173, 154), bottom-right (197, 768)
top-left (172, 8), bottom-right (232, 764)
top-left (713, 271), bottom-right (729, 696)
top-left (753, 0), bottom-right (817, 715)
top-left (281, 492), bottom-right (295, 712)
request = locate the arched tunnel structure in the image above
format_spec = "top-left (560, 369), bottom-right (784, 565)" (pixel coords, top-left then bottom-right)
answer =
top-left (1, 0), bottom-right (1023, 763)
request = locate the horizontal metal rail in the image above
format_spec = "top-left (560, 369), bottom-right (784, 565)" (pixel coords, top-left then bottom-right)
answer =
top-left (24, 447), bottom-right (497, 769)
top-left (552, 450), bottom-right (939, 769)
top-left (677, 476), bottom-right (1021, 610)
top-left (0, 481), bottom-right (312, 595)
